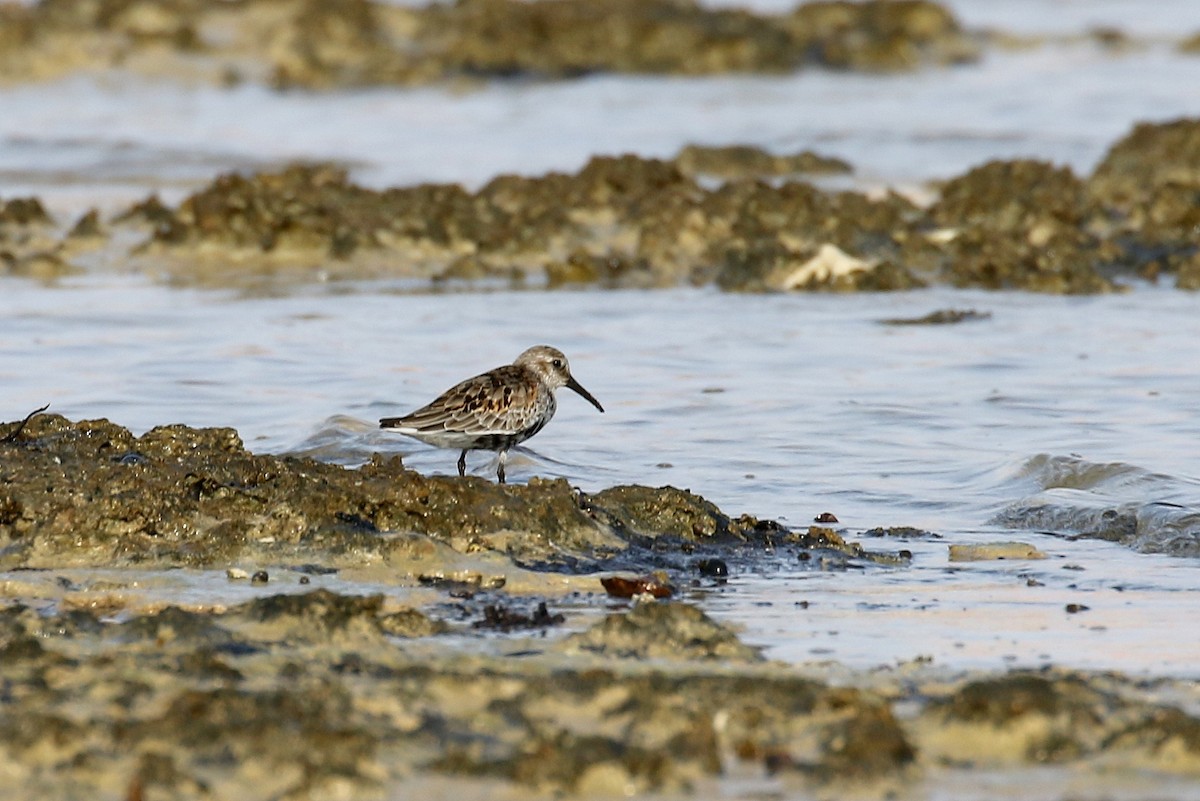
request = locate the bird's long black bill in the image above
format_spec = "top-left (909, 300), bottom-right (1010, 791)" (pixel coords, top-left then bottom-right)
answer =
top-left (566, 376), bottom-right (605, 413)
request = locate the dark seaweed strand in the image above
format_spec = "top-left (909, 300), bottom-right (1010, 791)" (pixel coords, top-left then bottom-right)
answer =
top-left (0, 404), bottom-right (50, 444)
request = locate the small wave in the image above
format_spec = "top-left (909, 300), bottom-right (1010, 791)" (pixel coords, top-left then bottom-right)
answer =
top-left (285, 415), bottom-right (387, 465)
top-left (991, 454), bottom-right (1200, 557)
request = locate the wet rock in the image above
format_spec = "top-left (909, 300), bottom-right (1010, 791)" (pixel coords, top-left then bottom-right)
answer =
top-left (922, 673), bottom-right (1118, 763)
top-left (472, 601), bottom-right (564, 631)
top-left (1090, 118), bottom-right (1200, 210)
top-left (880, 308), bottom-right (992, 325)
top-left (948, 541), bottom-right (1047, 561)
top-left (129, 685), bottom-right (377, 796)
top-left (378, 607), bottom-right (449, 637)
top-left (230, 588), bottom-right (446, 641)
top-left (0, 196), bottom-right (79, 281)
top-left (710, 181), bottom-right (928, 292)
top-left (559, 601), bottom-right (762, 662)
top-left (0, 414), bottom-right (638, 568)
top-left (0, 415), bottom-right (821, 572)
top-left (861, 526), bottom-right (940, 538)
top-left (4, 584), bottom-right (1200, 797)
top-left (65, 208), bottom-right (104, 240)
top-left (674, 144), bottom-right (852, 180)
top-left (72, 122), bottom-right (1194, 295)
top-left (1088, 118), bottom-right (1200, 288)
top-left (0, 197), bottom-right (52, 226)
top-left (120, 605), bottom-right (238, 647)
top-left (588, 484), bottom-right (741, 542)
top-left (928, 160), bottom-right (1117, 293)
top-left (784, 0), bottom-right (977, 71)
top-left (419, 0), bottom-right (974, 81)
top-left (807, 702), bottom-right (916, 779)
top-left (0, 0), bottom-right (975, 89)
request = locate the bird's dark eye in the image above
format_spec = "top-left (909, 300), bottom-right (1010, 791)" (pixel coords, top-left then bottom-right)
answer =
top-left (552, 359), bottom-right (563, 368)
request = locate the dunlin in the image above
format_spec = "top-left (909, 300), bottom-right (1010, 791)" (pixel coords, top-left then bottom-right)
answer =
top-left (380, 345), bottom-right (604, 483)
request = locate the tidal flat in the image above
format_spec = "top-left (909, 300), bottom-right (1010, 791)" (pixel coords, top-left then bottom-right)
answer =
top-left (3, 0), bottom-right (1200, 798)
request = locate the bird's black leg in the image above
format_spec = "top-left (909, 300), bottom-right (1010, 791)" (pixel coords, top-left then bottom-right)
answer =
top-left (497, 450), bottom-right (507, 484)
top-left (457, 450), bottom-right (467, 477)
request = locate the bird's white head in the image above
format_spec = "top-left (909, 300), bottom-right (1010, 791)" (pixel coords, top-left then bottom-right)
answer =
top-left (514, 346), bottom-right (604, 413)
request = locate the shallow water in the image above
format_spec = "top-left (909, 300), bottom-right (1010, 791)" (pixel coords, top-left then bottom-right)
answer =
top-left (3, 0), bottom-right (1200, 680)
top-left (4, 279), bottom-right (1200, 675)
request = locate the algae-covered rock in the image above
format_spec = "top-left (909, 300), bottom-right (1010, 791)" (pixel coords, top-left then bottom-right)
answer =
top-left (559, 601), bottom-right (763, 662)
top-left (785, 0), bottom-right (976, 71)
top-left (94, 122), bottom-right (1194, 295)
top-left (229, 588), bottom-right (446, 642)
top-left (920, 673), bottom-right (1122, 763)
top-left (927, 159), bottom-right (1117, 293)
top-left (588, 485), bottom-right (740, 542)
top-left (0, 415), bottom-right (807, 571)
top-left (0, 414), bottom-right (615, 568)
top-left (0, 0), bottom-right (975, 89)
top-left (1087, 118), bottom-right (1200, 288)
top-left (7, 122), bottom-right (1200, 296)
top-left (675, 144), bottom-right (853, 180)
top-left (0, 196), bottom-right (79, 281)
top-left (1089, 118), bottom-right (1200, 209)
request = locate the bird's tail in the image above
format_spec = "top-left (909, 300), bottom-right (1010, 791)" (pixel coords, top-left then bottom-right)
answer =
top-left (379, 417), bottom-right (405, 429)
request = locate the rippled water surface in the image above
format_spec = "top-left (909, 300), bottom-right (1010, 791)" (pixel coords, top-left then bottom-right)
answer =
top-left (3, 0), bottom-right (1200, 678)
top-left (4, 280), bottom-right (1200, 673)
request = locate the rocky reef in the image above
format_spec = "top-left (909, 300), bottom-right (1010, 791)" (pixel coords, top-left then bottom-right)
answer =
top-left (8, 117), bottom-right (1200, 292)
top-left (0, 0), bottom-right (977, 89)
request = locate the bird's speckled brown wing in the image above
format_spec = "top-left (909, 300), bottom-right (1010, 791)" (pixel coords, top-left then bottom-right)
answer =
top-left (384, 365), bottom-right (548, 439)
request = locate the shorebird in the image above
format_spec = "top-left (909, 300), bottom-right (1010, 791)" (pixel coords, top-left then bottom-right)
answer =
top-left (379, 345), bottom-right (604, 483)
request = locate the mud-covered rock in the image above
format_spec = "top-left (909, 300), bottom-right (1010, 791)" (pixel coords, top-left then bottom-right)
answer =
top-left (559, 601), bottom-right (762, 662)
